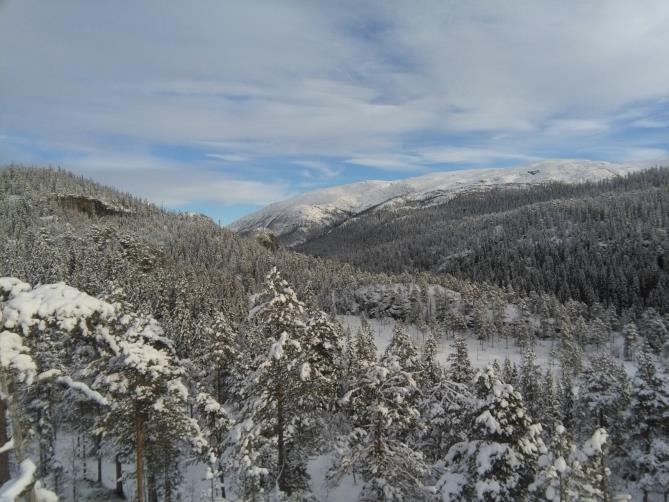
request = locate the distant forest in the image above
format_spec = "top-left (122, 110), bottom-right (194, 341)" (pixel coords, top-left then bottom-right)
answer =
top-left (298, 167), bottom-right (669, 314)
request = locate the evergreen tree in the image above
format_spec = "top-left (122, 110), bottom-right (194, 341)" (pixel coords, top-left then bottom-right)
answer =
top-left (622, 323), bottom-right (638, 362)
top-left (227, 268), bottom-right (315, 497)
top-left (436, 366), bottom-right (545, 501)
top-left (446, 336), bottom-right (474, 385)
top-left (354, 317), bottom-right (377, 372)
top-left (382, 322), bottom-right (421, 374)
top-left (519, 349), bottom-right (542, 420)
top-left (420, 333), bottom-right (443, 390)
top-left (531, 425), bottom-right (620, 501)
top-left (578, 355), bottom-right (630, 436)
top-left (624, 349), bottom-right (669, 501)
top-left (330, 357), bottom-right (428, 501)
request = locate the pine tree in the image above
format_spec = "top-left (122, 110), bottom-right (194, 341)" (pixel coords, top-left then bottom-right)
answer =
top-left (589, 318), bottom-right (609, 349)
top-left (227, 268), bottom-right (340, 498)
top-left (538, 370), bottom-right (560, 435)
top-left (436, 366), bottom-right (545, 501)
top-left (502, 357), bottom-right (515, 385)
top-left (624, 349), bottom-right (669, 501)
top-left (446, 336), bottom-right (474, 385)
top-left (382, 322), bottom-right (421, 374)
top-left (519, 349), bottom-right (542, 420)
top-left (354, 317), bottom-right (377, 372)
top-left (303, 309), bottom-right (345, 407)
top-left (195, 391), bottom-right (232, 500)
top-left (330, 357), bottom-right (428, 501)
top-left (227, 267), bottom-right (312, 497)
top-left (578, 355), bottom-right (630, 434)
top-left (558, 371), bottom-right (577, 431)
top-left (558, 318), bottom-right (583, 375)
top-left (531, 425), bottom-right (620, 501)
top-left (622, 323), bottom-right (638, 362)
top-left (420, 333), bottom-right (443, 390)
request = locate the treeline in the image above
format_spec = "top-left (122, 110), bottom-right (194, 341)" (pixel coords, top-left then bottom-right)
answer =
top-left (298, 167), bottom-right (669, 314)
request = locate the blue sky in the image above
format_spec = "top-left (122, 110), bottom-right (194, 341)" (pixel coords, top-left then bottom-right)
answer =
top-left (1, 1), bottom-right (668, 224)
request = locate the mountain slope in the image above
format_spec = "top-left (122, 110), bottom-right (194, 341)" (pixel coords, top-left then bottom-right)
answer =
top-left (297, 167), bottom-right (669, 313)
top-left (230, 159), bottom-right (649, 247)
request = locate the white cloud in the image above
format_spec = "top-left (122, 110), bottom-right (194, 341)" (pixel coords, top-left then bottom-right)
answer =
top-left (619, 147), bottom-right (669, 162)
top-left (0, 0), bottom-right (667, 196)
top-left (293, 160), bottom-right (341, 178)
top-left (58, 152), bottom-right (292, 207)
top-left (632, 119), bottom-right (669, 129)
top-left (206, 153), bottom-right (250, 163)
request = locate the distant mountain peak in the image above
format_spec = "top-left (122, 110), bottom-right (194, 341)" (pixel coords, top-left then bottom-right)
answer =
top-left (230, 159), bottom-right (651, 247)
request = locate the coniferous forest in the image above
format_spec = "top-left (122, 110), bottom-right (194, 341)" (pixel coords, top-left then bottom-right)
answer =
top-left (1, 165), bottom-right (669, 501)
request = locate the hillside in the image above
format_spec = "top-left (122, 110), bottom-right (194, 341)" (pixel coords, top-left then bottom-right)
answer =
top-left (2, 166), bottom-right (668, 501)
top-left (230, 159), bottom-right (650, 247)
top-left (297, 167), bottom-right (669, 314)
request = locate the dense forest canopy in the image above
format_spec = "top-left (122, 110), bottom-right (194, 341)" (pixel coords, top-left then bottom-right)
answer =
top-left (298, 167), bottom-right (669, 314)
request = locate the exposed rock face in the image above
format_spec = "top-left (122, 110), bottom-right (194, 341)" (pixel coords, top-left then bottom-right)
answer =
top-left (251, 227), bottom-right (280, 252)
top-left (56, 194), bottom-right (132, 217)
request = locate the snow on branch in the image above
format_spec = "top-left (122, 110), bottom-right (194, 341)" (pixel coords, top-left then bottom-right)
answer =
top-left (0, 459), bottom-right (36, 500)
top-left (0, 439), bottom-right (13, 454)
top-left (56, 376), bottom-right (109, 406)
top-left (1, 281), bottom-right (116, 334)
top-left (0, 330), bottom-right (37, 385)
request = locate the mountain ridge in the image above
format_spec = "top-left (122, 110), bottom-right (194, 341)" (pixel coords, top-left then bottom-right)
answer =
top-left (230, 159), bottom-right (655, 247)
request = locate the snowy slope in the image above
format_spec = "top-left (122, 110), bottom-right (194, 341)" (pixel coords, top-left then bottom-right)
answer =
top-left (230, 159), bottom-right (651, 247)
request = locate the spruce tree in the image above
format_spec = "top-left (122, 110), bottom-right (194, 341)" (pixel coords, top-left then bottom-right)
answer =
top-left (330, 357), bottom-right (428, 501)
top-left (436, 366), bottom-right (545, 501)
top-left (625, 349), bottom-right (669, 501)
top-left (382, 322), bottom-right (421, 374)
top-left (446, 336), bottom-right (474, 385)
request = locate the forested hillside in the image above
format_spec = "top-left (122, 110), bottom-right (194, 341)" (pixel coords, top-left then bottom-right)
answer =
top-left (298, 167), bottom-right (669, 314)
top-left (1, 166), bottom-right (668, 501)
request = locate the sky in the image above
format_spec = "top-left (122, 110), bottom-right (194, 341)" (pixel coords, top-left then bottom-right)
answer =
top-left (1, 1), bottom-right (668, 224)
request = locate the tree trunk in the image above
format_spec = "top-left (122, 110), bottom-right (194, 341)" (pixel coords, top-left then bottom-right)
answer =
top-left (147, 471), bottom-right (158, 502)
top-left (374, 412), bottom-right (385, 502)
top-left (135, 412), bottom-right (145, 502)
top-left (276, 378), bottom-right (287, 494)
top-left (0, 394), bottom-right (9, 486)
top-left (1, 371), bottom-right (36, 502)
top-left (115, 454), bottom-right (125, 499)
top-left (95, 435), bottom-right (102, 484)
top-left (164, 471), bottom-right (172, 502)
top-left (219, 470), bottom-right (226, 499)
top-left (216, 367), bottom-right (223, 404)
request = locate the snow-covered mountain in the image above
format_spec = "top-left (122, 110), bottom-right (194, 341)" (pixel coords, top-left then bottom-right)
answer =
top-left (230, 159), bottom-right (651, 247)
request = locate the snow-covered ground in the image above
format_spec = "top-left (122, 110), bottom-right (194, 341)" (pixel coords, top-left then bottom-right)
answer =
top-left (339, 315), bottom-right (560, 372)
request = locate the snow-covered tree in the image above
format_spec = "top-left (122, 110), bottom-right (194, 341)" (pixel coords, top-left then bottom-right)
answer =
top-left (227, 268), bottom-right (339, 498)
top-left (195, 391), bottom-right (233, 500)
top-left (436, 366), bottom-right (545, 501)
top-left (624, 349), bottom-right (669, 501)
top-left (421, 333), bottom-right (443, 390)
top-left (519, 349), bottom-right (542, 420)
top-left (382, 322), bottom-right (421, 374)
top-left (330, 357), bottom-right (428, 501)
top-left (354, 317), bottom-right (377, 373)
top-left (531, 426), bottom-right (622, 501)
top-left (622, 323), bottom-right (639, 362)
top-left (578, 355), bottom-right (630, 434)
top-left (446, 336), bottom-right (474, 385)
top-left (1, 278), bottom-right (206, 502)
